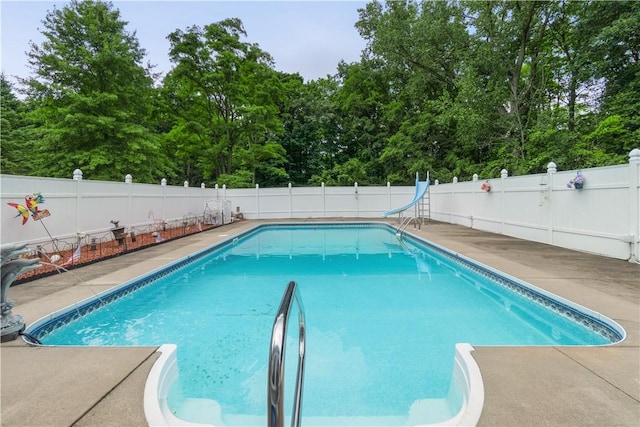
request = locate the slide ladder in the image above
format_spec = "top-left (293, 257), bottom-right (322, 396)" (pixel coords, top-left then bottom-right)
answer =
top-left (423, 176), bottom-right (431, 223)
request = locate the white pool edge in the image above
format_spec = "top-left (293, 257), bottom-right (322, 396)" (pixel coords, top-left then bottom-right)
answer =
top-left (143, 342), bottom-right (485, 427)
top-left (144, 344), bottom-right (212, 427)
top-left (439, 343), bottom-right (485, 427)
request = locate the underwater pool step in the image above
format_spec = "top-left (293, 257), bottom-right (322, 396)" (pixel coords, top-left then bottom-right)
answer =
top-left (172, 397), bottom-right (458, 426)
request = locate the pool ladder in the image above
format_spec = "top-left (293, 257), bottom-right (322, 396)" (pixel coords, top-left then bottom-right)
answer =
top-left (268, 281), bottom-right (306, 427)
top-left (396, 216), bottom-right (415, 239)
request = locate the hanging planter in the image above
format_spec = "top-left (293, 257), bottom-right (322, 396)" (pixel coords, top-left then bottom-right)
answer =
top-left (567, 171), bottom-right (584, 190)
top-left (480, 180), bottom-right (491, 192)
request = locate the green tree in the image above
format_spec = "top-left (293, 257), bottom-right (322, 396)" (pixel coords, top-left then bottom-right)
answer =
top-left (0, 75), bottom-right (35, 175)
top-left (580, 0), bottom-right (640, 158)
top-left (274, 73), bottom-right (335, 185)
top-left (330, 60), bottom-right (390, 183)
top-left (356, 0), bottom-right (469, 182)
top-left (463, 0), bottom-right (555, 175)
top-left (23, 0), bottom-right (170, 182)
top-left (7, 0), bottom-right (636, 188)
top-left (163, 19), bottom-right (287, 186)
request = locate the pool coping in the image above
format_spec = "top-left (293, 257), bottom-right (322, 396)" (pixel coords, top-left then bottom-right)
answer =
top-left (2, 219), bottom-right (638, 427)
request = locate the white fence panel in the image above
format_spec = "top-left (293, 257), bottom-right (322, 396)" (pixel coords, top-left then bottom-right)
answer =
top-left (324, 186), bottom-right (359, 217)
top-left (291, 186), bottom-right (324, 218)
top-left (502, 175), bottom-right (548, 243)
top-left (1, 176), bottom-right (217, 245)
top-left (2, 149), bottom-right (638, 261)
top-left (131, 183), bottom-right (165, 227)
top-left (551, 165), bottom-right (630, 259)
top-left (357, 186), bottom-right (391, 217)
top-left (429, 150), bottom-right (639, 261)
top-left (224, 188), bottom-right (258, 219)
top-left (254, 187), bottom-right (291, 219)
top-left (2, 175), bottom-right (78, 243)
top-left (79, 181), bottom-right (129, 234)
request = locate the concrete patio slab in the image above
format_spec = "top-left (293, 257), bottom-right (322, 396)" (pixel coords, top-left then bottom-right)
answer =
top-left (1, 219), bottom-right (638, 426)
top-left (473, 346), bottom-right (639, 427)
top-left (1, 346), bottom-right (158, 427)
top-left (557, 346), bottom-right (640, 401)
top-left (73, 351), bottom-right (160, 427)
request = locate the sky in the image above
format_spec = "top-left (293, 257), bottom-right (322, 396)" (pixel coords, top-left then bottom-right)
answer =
top-left (1, 0), bottom-right (369, 88)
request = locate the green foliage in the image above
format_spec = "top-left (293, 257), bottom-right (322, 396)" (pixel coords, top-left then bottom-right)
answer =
top-left (4, 0), bottom-right (638, 187)
top-left (273, 74), bottom-right (333, 185)
top-left (22, 0), bottom-right (170, 182)
top-left (162, 19), bottom-right (286, 184)
top-left (215, 170), bottom-right (254, 188)
top-left (567, 115), bottom-right (629, 167)
top-left (0, 75), bottom-right (36, 175)
top-left (235, 141), bottom-right (289, 186)
top-left (309, 158), bottom-right (369, 186)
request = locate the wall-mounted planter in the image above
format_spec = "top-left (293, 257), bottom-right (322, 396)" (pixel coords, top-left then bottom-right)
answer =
top-left (567, 171), bottom-right (584, 190)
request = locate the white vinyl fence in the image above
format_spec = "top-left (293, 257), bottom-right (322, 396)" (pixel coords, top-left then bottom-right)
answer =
top-left (430, 149), bottom-right (640, 262)
top-left (1, 148), bottom-right (638, 261)
top-left (0, 174), bottom-right (415, 249)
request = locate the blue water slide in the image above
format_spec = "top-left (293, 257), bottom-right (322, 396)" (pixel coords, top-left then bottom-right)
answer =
top-left (383, 178), bottom-right (430, 217)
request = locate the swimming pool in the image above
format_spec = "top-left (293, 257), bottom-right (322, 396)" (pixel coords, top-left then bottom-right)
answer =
top-left (27, 223), bottom-right (624, 426)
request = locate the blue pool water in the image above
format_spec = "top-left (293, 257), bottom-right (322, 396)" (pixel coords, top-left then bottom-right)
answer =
top-left (34, 224), bottom-right (620, 425)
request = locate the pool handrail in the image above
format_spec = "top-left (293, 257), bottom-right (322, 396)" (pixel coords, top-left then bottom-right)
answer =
top-left (268, 281), bottom-right (306, 427)
top-left (396, 216), bottom-right (416, 238)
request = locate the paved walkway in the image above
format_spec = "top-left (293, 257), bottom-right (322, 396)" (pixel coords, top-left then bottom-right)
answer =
top-left (1, 219), bottom-right (638, 426)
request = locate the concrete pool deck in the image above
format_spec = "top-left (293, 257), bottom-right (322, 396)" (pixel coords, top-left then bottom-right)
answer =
top-left (1, 219), bottom-right (638, 426)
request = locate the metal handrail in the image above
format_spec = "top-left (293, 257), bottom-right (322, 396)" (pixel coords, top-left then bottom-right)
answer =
top-left (396, 216), bottom-right (415, 238)
top-left (267, 281), bottom-right (306, 427)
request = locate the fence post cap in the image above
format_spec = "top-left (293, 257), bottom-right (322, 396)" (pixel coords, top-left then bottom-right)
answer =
top-left (501, 169), bottom-right (508, 178)
top-left (72, 169), bottom-right (83, 180)
top-left (629, 148), bottom-right (640, 162)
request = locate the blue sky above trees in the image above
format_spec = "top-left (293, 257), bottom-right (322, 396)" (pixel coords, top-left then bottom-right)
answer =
top-left (1, 0), bottom-right (368, 85)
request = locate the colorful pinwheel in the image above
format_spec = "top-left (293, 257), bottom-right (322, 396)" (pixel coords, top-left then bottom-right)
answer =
top-left (7, 193), bottom-right (46, 225)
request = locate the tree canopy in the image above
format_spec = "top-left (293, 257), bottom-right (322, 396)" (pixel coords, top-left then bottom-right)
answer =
top-left (1, 0), bottom-right (637, 185)
top-left (16, 0), bottom-right (172, 182)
